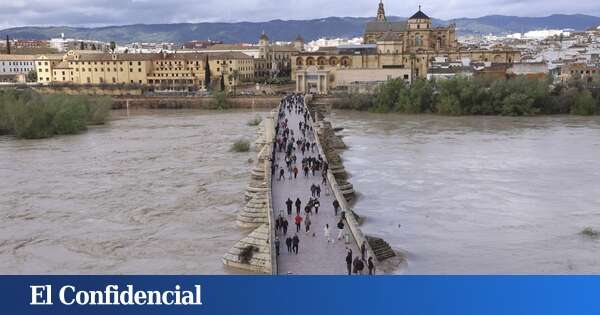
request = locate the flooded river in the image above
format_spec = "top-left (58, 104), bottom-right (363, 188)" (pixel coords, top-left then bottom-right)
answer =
top-left (0, 109), bottom-right (266, 274)
top-left (2, 108), bottom-right (600, 274)
top-left (333, 111), bottom-right (600, 274)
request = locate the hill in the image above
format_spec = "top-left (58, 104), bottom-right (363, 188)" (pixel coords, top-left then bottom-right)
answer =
top-left (1, 14), bottom-right (599, 44)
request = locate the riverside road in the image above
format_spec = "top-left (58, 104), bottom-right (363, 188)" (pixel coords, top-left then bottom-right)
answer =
top-left (271, 96), bottom-right (361, 275)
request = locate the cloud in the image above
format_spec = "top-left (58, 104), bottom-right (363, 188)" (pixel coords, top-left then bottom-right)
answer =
top-left (0, 0), bottom-right (598, 28)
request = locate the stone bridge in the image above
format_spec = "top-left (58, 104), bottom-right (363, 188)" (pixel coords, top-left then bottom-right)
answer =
top-left (223, 95), bottom-right (385, 274)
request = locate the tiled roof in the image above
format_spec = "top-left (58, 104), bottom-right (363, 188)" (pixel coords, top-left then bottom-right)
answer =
top-left (409, 10), bottom-right (430, 20)
top-left (0, 54), bottom-right (37, 61)
top-left (365, 21), bottom-right (407, 33)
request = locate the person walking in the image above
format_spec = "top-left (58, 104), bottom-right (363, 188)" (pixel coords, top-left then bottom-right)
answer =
top-left (316, 185), bottom-right (321, 198)
top-left (336, 219), bottom-right (345, 241)
top-left (345, 248), bottom-right (353, 275)
top-left (278, 168), bottom-right (285, 181)
top-left (292, 234), bottom-right (300, 255)
top-left (353, 256), bottom-right (364, 275)
top-left (368, 257), bottom-right (375, 275)
top-left (275, 237), bottom-right (280, 257)
top-left (295, 198), bottom-right (301, 215)
top-left (285, 236), bottom-right (292, 254)
top-left (282, 218), bottom-right (288, 235)
top-left (305, 213), bottom-right (311, 233)
top-left (324, 224), bottom-right (331, 243)
top-left (333, 199), bottom-right (340, 216)
top-left (295, 214), bottom-right (303, 233)
top-left (293, 166), bottom-right (298, 179)
top-left (314, 199), bottom-right (320, 215)
top-left (361, 241), bottom-right (367, 261)
top-left (286, 198), bottom-right (293, 215)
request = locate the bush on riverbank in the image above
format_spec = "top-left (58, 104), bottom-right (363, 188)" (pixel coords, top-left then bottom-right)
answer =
top-left (209, 92), bottom-right (231, 109)
top-left (0, 89), bottom-right (111, 139)
top-left (247, 115), bottom-right (262, 126)
top-left (580, 227), bottom-right (600, 239)
top-left (340, 75), bottom-right (600, 116)
top-left (231, 139), bottom-right (250, 152)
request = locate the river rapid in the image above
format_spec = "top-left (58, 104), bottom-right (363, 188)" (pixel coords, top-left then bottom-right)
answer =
top-left (0, 109), bottom-right (266, 274)
top-left (332, 111), bottom-right (600, 274)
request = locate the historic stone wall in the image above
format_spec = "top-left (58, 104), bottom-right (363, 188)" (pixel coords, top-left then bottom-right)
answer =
top-left (305, 95), bottom-right (378, 267)
top-left (222, 109), bottom-right (278, 274)
top-left (112, 96), bottom-right (281, 109)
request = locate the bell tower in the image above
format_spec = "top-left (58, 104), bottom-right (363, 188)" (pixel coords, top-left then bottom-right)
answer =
top-left (376, 0), bottom-right (386, 22)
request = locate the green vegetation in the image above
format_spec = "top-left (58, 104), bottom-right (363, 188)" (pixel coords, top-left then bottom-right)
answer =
top-left (580, 227), bottom-right (600, 239)
top-left (238, 245), bottom-right (259, 264)
top-left (27, 70), bottom-right (37, 83)
top-left (230, 139), bottom-right (251, 152)
top-left (0, 89), bottom-right (111, 139)
top-left (247, 115), bottom-right (262, 126)
top-left (209, 92), bottom-right (231, 109)
top-left (339, 75), bottom-right (600, 116)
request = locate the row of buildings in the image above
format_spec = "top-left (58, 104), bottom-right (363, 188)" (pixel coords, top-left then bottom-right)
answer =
top-left (0, 31), bottom-right (304, 89)
top-left (293, 3), bottom-right (523, 94)
top-left (5, 1), bottom-right (599, 94)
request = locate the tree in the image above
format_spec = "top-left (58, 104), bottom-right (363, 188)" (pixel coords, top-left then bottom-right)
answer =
top-left (109, 41), bottom-right (116, 52)
top-left (26, 70), bottom-right (37, 83)
top-left (204, 55), bottom-right (211, 90)
top-left (571, 90), bottom-right (597, 115)
top-left (220, 73), bottom-right (225, 92)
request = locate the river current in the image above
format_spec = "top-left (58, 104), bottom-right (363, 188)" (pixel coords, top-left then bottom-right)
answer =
top-left (0, 109), bottom-right (266, 274)
top-left (332, 111), bottom-right (600, 274)
top-left (1, 109), bottom-right (599, 274)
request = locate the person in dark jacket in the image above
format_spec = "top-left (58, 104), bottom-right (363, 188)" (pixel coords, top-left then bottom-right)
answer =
top-left (292, 234), bottom-right (300, 254)
top-left (285, 198), bottom-right (293, 215)
top-left (333, 199), bottom-right (340, 216)
top-left (285, 236), bottom-right (292, 254)
top-left (353, 256), bottom-right (364, 275)
top-left (282, 218), bottom-right (288, 235)
top-left (368, 257), bottom-right (375, 275)
top-left (361, 241), bottom-right (367, 261)
top-left (295, 198), bottom-right (301, 214)
top-left (345, 248), bottom-right (353, 275)
top-left (274, 237), bottom-right (280, 257)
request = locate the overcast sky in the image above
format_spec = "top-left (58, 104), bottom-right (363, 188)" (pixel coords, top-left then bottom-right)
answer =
top-left (1, 0), bottom-right (599, 29)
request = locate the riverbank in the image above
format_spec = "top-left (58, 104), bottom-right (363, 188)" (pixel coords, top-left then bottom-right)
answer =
top-left (111, 95), bottom-right (282, 110)
top-left (0, 90), bottom-right (111, 139)
top-left (331, 76), bottom-right (600, 116)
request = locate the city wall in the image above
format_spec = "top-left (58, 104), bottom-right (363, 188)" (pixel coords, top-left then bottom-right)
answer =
top-left (112, 96), bottom-right (281, 110)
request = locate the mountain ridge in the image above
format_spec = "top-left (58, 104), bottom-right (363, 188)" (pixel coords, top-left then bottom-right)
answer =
top-left (1, 14), bottom-right (599, 44)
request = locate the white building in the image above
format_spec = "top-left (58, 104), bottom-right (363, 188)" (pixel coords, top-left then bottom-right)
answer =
top-left (0, 54), bottom-right (36, 83)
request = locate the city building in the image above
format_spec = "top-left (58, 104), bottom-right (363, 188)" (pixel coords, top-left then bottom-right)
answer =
top-left (36, 50), bottom-right (254, 91)
top-left (0, 54), bottom-right (36, 82)
top-left (293, 2), bottom-right (521, 94)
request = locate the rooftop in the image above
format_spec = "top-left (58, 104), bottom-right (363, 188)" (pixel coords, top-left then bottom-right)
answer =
top-left (409, 9), bottom-right (430, 20)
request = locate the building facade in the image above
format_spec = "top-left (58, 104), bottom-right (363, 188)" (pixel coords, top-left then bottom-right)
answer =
top-left (0, 55), bottom-right (36, 82)
top-left (36, 50), bottom-right (254, 91)
top-left (293, 2), bottom-right (521, 94)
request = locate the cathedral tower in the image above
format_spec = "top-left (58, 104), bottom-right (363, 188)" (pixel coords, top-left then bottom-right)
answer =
top-left (376, 0), bottom-right (386, 22)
